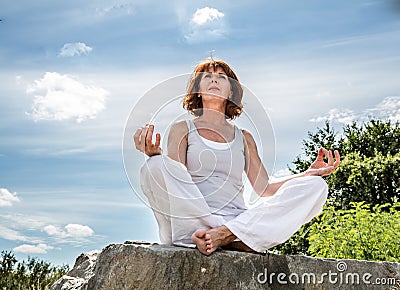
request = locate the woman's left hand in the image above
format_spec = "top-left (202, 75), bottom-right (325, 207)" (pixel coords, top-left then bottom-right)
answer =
top-left (305, 147), bottom-right (341, 177)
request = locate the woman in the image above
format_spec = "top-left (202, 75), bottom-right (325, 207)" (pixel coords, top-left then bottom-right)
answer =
top-left (134, 58), bottom-right (340, 255)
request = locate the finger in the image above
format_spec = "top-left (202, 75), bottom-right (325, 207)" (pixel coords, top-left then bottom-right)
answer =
top-left (317, 147), bottom-right (328, 161)
top-left (333, 150), bottom-right (341, 168)
top-left (327, 150), bottom-right (334, 166)
top-left (145, 125), bottom-right (155, 147)
top-left (154, 133), bottom-right (161, 148)
top-left (133, 128), bottom-right (142, 149)
top-left (140, 126), bottom-right (147, 151)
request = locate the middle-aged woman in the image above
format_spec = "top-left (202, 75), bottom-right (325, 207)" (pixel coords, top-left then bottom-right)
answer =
top-left (134, 58), bottom-right (340, 255)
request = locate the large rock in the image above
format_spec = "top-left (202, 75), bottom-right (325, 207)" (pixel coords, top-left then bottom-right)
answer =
top-left (52, 241), bottom-right (400, 290)
top-left (51, 250), bottom-right (99, 290)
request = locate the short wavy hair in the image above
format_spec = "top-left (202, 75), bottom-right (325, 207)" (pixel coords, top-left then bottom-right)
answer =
top-left (183, 59), bottom-right (243, 120)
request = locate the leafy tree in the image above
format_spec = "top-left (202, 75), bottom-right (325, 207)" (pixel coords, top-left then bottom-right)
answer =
top-left (307, 200), bottom-right (400, 262)
top-left (328, 151), bottom-right (400, 207)
top-left (0, 251), bottom-right (17, 287)
top-left (291, 119), bottom-right (400, 208)
top-left (341, 119), bottom-right (400, 158)
top-left (0, 251), bottom-right (69, 290)
top-left (274, 119), bottom-right (400, 256)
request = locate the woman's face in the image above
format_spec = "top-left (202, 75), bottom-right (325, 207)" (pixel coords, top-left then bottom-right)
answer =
top-left (198, 66), bottom-right (232, 101)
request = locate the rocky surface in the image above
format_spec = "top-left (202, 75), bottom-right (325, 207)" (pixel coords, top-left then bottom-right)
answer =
top-left (52, 241), bottom-right (400, 290)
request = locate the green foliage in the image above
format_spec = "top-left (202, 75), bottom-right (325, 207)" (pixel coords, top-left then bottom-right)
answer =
top-left (291, 119), bottom-right (400, 208)
top-left (0, 251), bottom-right (69, 290)
top-left (0, 251), bottom-right (17, 288)
top-left (341, 119), bottom-right (400, 158)
top-left (328, 151), bottom-right (400, 208)
top-left (307, 200), bottom-right (400, 262)
top-left (276, 119), bottom-right (400, 257)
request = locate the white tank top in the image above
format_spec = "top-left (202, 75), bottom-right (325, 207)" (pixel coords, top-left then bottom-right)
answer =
top-left (185, 119), bottom-right (247, 219)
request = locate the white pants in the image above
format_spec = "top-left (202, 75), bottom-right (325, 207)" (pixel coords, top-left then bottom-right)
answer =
top-left (140, 155), bottom-right (328, 252)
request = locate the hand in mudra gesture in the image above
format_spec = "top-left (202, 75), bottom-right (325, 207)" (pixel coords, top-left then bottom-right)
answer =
top-left (305, 147), bottom-right (341, 177)
top-left (134, 124), bottom-right (162, 157)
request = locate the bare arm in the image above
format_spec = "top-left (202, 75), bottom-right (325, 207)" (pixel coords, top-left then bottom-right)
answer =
top-left (243, 130), bottom-right (341, 197)
top-left (242, 129), bottom-right (270, 196)
top-left (167, 120), bottom-right (188, 166)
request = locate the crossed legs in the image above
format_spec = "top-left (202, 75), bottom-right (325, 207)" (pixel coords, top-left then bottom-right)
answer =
top-left (141, 156), bottom-right (328, 255)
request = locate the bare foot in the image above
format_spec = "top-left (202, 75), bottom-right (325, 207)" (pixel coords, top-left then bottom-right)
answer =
top-left (191, 229), bottom-right (214, 255)
top-left (192, 226), bottom-right (236, 255)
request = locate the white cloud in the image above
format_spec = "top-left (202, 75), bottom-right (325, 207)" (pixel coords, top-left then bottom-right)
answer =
top-left (13, 243), bottom-right (54, 254)
top-left (310, 96), bottom-right (400, 124)
top-left (65, 224), bottom-right (94, 237)
top-left (27, 72), bottom-right (108, 122)
top-left (59, 42), bottom-right (93, 57)
top-left (191, 7), bottom-right (224, 26)
top-left (96, 3), bottom-right (134, 16)
top-left (44, 224), bottom-right (94, 238)
top-left (0, 188), bottom-right (20, 207)
top-left (310, 108), bottom-right (356, 124)
top-left (43, 225), bottom-right (61, 236)
top-left (0, 214), bottom-right (46, 243)
top-left (1, 213), bottom-right (48, 231)
top-left (184, 7), bottom-right (226, 43)
top-left (366, 96), bottom-right (400, 122)
top-left (0, 225), bottom-right (29, 242)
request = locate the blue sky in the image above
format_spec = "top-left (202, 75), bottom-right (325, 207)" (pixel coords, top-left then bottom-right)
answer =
top-left (1, 0), bottom-right (400, 266)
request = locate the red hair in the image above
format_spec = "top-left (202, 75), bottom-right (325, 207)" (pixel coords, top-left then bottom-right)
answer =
top-left (183, 59), bottom-right (243, 120)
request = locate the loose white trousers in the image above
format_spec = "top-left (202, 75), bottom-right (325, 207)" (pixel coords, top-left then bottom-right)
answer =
top-left (140, 155), bottom-right (328, 252)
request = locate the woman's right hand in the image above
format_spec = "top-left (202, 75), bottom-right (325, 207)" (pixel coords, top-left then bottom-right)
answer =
top-left (134, 124), bottom-right (162, 157)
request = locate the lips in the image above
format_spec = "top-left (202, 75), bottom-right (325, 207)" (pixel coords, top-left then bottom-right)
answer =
top-left (208, 86), bottom-right (220, 91)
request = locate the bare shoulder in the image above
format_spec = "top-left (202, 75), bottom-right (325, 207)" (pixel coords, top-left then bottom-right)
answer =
top-left (241, 129), bottom-right (257, 149)
top-left (170, 120), bottom-right (189, 136)
top-left (168, 120), bottom-right (189, 144)
top-left (168, 120), bottom-right (189, 164)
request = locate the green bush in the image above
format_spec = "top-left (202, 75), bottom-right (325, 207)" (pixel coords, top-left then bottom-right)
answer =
top-left (291, 119), bottom-right (400, 209)
top-left (0, 251), bottom-right (69, 290)
top-left (327, 151), bottom-right (400, 209)
top-left (274, 119), bottom-right (400, 257)
top-left (307, 200), bottom-right (400, 262)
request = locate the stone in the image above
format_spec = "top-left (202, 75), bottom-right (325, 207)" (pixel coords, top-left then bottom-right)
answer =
top-left (52, 241), bottom-right (400, 290)
top-left (51, 250), bottom-right (99, 290)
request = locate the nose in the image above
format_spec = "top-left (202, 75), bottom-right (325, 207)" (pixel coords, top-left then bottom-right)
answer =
top-left (211, 74), bottom-right (218, 83)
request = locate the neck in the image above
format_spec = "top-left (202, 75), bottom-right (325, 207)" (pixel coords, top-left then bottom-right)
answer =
top-left (199, 107), bottom-right (227, 125)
